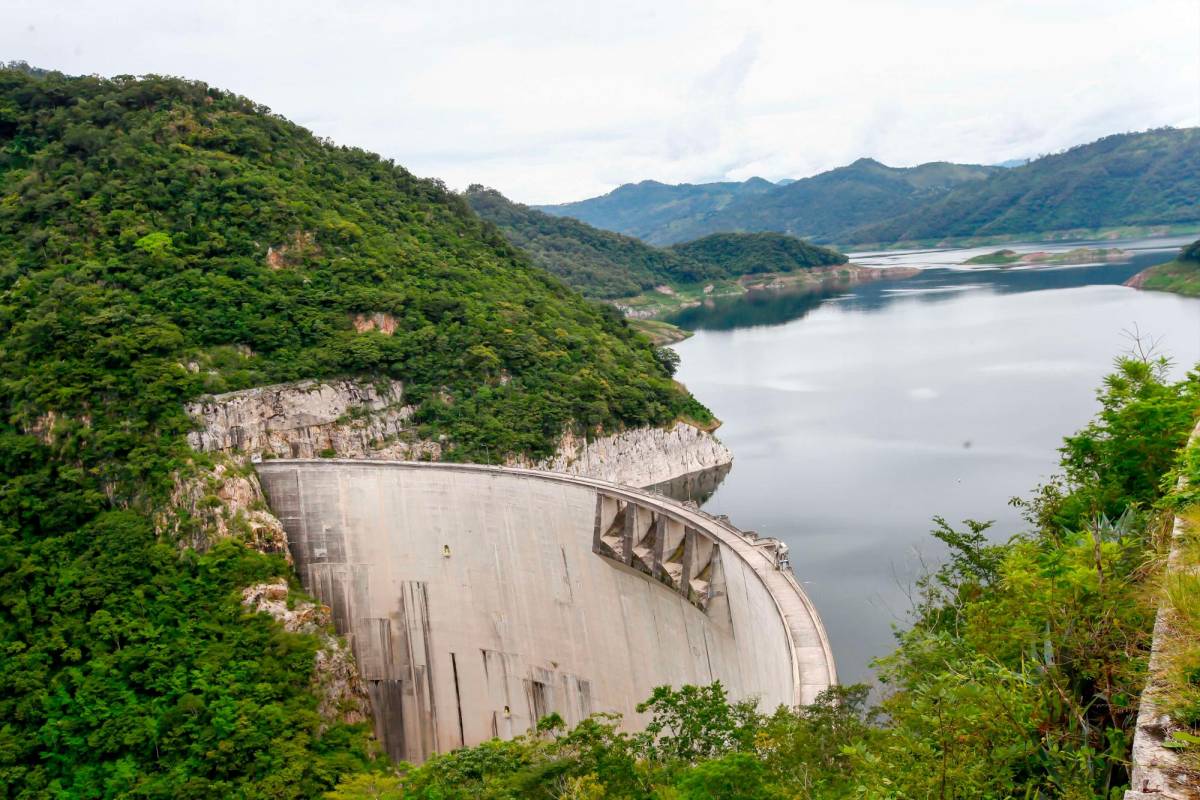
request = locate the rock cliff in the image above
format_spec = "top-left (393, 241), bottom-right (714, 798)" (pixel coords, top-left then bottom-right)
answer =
top-left (186, 378), bottom-right (731, 487)
top-left (527, 421), bottom-right (732, 487)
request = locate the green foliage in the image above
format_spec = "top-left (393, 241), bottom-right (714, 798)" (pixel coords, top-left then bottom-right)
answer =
top-left (465, 186), bottom-right (714, 298)
top-left (634, 683), bottom-right (759, 764)
top-left (667, 232), bottom-right (846, 275)
top-left (466, 186), bottom-right (845, 300)
top-left (0, 499), bottom-right (376, 797)
top-left (1059, 355), bottom-right (1200, 520)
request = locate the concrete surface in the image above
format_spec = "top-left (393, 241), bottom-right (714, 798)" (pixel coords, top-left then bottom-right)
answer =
top-left (256, 459), bottom-right (835, 763)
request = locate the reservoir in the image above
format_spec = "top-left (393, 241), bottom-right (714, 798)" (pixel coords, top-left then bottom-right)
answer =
top-left (665, 237), bottom-right (1200, 685)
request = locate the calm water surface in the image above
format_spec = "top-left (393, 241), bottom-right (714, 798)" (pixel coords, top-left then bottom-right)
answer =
top-left (666, 237), bottom-right (1200, 685)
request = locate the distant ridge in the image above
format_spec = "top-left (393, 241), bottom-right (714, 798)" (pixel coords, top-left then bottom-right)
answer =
top-left (538, 128), bottom-right (1200, 247)
top-left (842, 128), bottom-right (1200, 245)
top-left (535, 177), bottom-right (777, 245)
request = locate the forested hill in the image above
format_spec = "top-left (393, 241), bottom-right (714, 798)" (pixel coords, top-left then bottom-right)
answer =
top-left (465, 185), bottom-right (712, 297)
top-left (538, 160), bottom-right (997, 245)
top-left (468, 185), bottom-right (846, 298)
top-left (536, 176), bottom-right (778, 245)
top-left (0, 66), bottom-right (707, 796)
top-left (669, 231), bottom-right (846, 274)
top-left (843, 128), bottom-right (1200, 245)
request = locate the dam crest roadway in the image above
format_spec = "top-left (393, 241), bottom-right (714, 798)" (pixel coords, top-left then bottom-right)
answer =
top-left (256, 459), bottom-right (837, 763)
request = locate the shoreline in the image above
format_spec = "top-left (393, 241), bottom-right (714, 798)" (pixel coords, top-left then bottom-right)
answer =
top-left (614, 263), bottom-right (921, 323)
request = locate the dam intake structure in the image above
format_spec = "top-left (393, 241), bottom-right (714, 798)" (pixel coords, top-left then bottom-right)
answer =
top-left (256, 459), bottom-right (836, 764)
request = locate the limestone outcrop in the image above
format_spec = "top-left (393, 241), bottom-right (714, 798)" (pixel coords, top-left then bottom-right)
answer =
top-left (528, 421), bottom-right (732, 487)
top-left (159, 457), bottom-right (288, 553)
top-left (186, 378), bottom-right (440, 461)
top-left (187, 378), bottom-right (731, 487)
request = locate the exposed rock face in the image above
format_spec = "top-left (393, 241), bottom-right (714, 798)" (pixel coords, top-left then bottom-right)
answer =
top-left (242, 579), bottom-right (372, 727)
top-left (186, 378), bottom-right (439, 461)
top-left (1125, 421), bottom-right (1200, 799)
top-left (160, 458), bottom-right (288, 553)
top-left (187, 379), bottom-right (731, 487)
top-left (528, 421), bottom-right (733, 487)
top-left (352, 312), bottom-right (398, 335)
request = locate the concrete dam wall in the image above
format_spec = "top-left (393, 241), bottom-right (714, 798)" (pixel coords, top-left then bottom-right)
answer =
top-left (256, 460), bottom-right (835, 763)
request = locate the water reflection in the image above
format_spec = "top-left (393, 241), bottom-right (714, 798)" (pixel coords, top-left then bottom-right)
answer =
top-left (648, 462), bottom-right (732, 503)
top-left (668, 257), bottom-right (1162, 333)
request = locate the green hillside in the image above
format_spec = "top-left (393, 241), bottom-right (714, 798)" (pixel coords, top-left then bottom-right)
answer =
top-left (536, 176), bottom-right (778, 245)
top-left (669, 231), bottom-right (847, 274)
top-left (1129, 239), bottom-right (1200, 297)
top-left (0, 66), bottom-right (707, 797)
top-left (468, 186), bottom-right (847, 299)
top-left (844, 128), bottom-right (1200, 245)
top-left (465, 185), bottom-right (714, 297)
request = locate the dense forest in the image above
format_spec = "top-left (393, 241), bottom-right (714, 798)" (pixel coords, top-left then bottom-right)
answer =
top-left (0, 65), bottom-right (709, 797)
top-left (327, 354), bottom-right (1200, 798)
top-left (540, 128), bottom-right (1200, 248)
top-left (467, 186), bottom-right (845, 299)
top-left (464, 186), bottom-right (713, 297)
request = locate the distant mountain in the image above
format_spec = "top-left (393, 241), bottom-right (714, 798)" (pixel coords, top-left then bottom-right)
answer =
top-left (467, 186), bottom-right (845, 298)
top-left (842, 128), bottom-right (1200, 245)
top-left (536, 177), bottom-right (778, 245)
top-left (675, 159), bottom-right (1000, 244)
top-left (539, 160), bottom-right (998, 245)
top-left (539, 128), bottom-right (1200, 248)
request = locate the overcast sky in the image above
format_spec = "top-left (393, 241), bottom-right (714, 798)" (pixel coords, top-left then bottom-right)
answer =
top-left (5, 0), bottom-right (1199, 204)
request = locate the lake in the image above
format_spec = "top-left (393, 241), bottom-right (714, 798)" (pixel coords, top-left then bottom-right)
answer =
top-left (664, 236), bottom-right (1200, 686)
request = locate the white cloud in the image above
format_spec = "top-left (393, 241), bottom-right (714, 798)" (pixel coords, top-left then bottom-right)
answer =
top-left (4, 0), bottom-right (1196, 203)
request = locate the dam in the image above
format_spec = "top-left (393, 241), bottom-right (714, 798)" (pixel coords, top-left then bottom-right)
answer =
top-left (256, 459), bottom-right (836, 763)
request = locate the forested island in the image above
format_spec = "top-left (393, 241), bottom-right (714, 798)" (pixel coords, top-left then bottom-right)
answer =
top-left (964, 247), bottom-right (1129, 267)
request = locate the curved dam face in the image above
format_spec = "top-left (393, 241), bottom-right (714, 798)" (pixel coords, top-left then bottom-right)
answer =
top-left (256, 460), bottom-right (835, 763)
